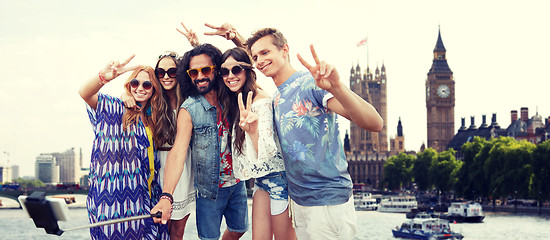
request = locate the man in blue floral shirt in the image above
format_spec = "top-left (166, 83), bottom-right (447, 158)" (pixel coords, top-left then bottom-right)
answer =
top-left (246, 28), bottom-right (383, 240)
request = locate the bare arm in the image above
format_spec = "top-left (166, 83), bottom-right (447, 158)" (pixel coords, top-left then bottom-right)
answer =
top-left (204, 22), bottom-right (246, 48)
top-left (152, 108), bottom-right (193, 224)
top-left (177, 22), bottom-right (200, 48)
top-left (78, 55), bottom-right (138, 110)
top-left (297, 45), bottom-right (383, 131)
top-left (326, 88), bottom-right (383, 131)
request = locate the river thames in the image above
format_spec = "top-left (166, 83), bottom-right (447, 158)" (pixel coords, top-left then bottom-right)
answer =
top-left (1, 196), bottom-right (549, 239)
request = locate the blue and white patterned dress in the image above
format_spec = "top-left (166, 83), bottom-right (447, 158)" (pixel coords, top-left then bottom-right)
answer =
top-left (85, 93), bottom-right (168, 240)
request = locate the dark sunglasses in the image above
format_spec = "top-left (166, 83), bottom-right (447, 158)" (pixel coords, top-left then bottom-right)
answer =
top-left (186, 66), bottom-right (215, 79)
top-left (130, 79), bottom-right (153, 90)
top-left (155, 68), bottom-right (177, 79)
top-left (220, 65), bottom-right (248, 77)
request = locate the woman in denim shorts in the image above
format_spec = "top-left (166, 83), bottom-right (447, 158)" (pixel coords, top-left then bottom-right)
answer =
top-left (218, 47), bottom-right (296, 240)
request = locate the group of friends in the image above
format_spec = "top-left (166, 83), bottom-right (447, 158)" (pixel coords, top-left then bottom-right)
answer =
top-left (79, 22), bottom-right (383, 240)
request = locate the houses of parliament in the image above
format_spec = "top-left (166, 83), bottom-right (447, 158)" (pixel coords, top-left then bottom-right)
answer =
top-left (345, 29), bottom-right (455, 189)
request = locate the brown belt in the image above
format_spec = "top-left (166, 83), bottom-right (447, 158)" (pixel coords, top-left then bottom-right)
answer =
top-left (157, 146), bottom-right (172, 151)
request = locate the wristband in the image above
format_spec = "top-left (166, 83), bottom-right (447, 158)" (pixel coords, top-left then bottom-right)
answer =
top-left (160, 192), bottom-right (173, 204)
top-left (98, 71), bottom-right (108, 85)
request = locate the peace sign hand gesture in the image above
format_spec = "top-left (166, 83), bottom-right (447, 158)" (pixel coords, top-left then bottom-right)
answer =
top-left (100, 54), bottom-right (139, 83)
top-left (297, 45), bottom-right (341, 92)
top-left (204, 22), bottom-right (236, 40)
top-left (238, 91), bottom-right (258, 134)
top-left (176, 22), bottom-right (199, 47)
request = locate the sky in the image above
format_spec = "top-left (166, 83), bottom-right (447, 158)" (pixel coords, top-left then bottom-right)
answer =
top-left (1, 0), bottom-right (549, 177)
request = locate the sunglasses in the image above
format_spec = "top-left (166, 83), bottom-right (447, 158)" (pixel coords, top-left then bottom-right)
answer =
top-left (186, 66), bottom-right (215, 79)
top-left (159, 51), bottom-right (178, 59)
top-left (130, 79), bottom-right (153, 90)
top-left (220, 65), bottom-right (248, 77)
top-left (155, 68), bottom-right (177, 79)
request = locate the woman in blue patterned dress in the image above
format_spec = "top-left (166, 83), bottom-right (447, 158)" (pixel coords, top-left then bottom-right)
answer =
top-left (123, 51), bottom-right (196, 240)
top-left (78, 55), bottom-right (169, 239)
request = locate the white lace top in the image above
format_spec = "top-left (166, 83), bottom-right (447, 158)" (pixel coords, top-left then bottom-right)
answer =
top-left (232, 97), bottom-right (286, 180)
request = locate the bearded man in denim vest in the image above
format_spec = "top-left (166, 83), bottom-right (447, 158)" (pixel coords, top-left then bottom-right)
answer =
top-left (152, 44), bottom-right (248, 240)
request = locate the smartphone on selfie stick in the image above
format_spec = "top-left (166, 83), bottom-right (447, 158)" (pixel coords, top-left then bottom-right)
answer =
top-left (18, 191), bottom-right (161, 236)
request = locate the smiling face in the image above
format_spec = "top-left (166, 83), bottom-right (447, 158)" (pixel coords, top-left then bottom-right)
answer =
top-left (157, 57), bottom-right (178, 91)
top-left (189, 54), bottom-right (216, 95)
top-left (221, 56), bottom-right (246, 93)
top-left (250, 35), bottom-right (288, 78)
top-left (130, 71), bottom-right (154, 103)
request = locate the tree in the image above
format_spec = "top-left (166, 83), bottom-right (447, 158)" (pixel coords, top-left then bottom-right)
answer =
top-left (485, 137), bottom-right (534, 199)
top-left (380, 153), bottom-right (414, 191)
top-left (413, 148), bottom-right (436, 191)
top-left (530, 140), bottom-right (550, 202)
top-left (13, 178), bottom-right (45, 188)
top-left (455, 136), bottom-right (489, 199)
top-left (429, 148), bottom-right (461, 194)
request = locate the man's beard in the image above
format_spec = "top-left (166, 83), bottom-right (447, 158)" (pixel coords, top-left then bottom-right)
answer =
top-left (193, 77), bottom-right (216, 95)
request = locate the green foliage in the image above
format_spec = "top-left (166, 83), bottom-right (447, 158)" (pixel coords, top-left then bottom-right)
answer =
top-left (485, 137), bottom-right (534, 199)
top-left (429, 148), bottom-right (461, 194)
top-left (13, 178), bottom-right (45, 188)
top-left (455, 137), bottom-right (490, 199)
top-left (530, 140), bottom-right (550, 200)
top-left (375, 136), bottom-right (548, 202)
top-left (380, 153), bottom-right (414, 190)
top-left (413, 148), bottom-right (437, 191)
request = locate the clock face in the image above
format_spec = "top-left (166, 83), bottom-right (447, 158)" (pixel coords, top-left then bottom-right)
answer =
top-left (437, 84), bottom-right (450, 98)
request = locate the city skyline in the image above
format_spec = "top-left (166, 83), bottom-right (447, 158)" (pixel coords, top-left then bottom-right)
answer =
top-left (1, 1), bottom-right (549, 176)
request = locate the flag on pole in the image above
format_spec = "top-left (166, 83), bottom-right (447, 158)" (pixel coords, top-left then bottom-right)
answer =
top-left (357, 37), bottom-right (367, 47)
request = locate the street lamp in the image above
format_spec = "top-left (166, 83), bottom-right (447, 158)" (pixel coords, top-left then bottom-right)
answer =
top-left (492, 189), bottom-right (496, 212)
top-left (2, 151), bottom-right (11, 183)
top-left (539, 191), bottom-right (542, 215)
top-left (514, 190), bottom-right (518, 213)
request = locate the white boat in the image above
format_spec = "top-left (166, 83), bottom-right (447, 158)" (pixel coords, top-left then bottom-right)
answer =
top-left (440, 201), bottom-right (485, 223)
top-left (392, 216), bottom-right (464, 240)
top-left (378, 195), bottom-right (418, 213)
top-left (354, 192), bottom-right (378, 211)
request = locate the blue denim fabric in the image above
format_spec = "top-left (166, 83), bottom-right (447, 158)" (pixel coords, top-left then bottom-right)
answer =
top-left (255, 171), bottom-right (288, 201)
top-left (196, 181), bottom-right (249, 240)
top-left (182, 95), bottom-right (220, 199)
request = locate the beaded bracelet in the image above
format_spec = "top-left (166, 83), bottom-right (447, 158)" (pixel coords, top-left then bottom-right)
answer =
top-left (159, 192), bottom-right (173, 204)
top-left (160, 195), bottom-right (173, 205)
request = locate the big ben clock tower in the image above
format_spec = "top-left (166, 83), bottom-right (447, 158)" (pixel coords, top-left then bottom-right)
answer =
top-left (426, 28), bottom-right (455, 152)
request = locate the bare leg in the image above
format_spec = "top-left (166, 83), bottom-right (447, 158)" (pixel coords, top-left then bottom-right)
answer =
top-left (272, 207), bottom-right (296, 240)
top-left (252, 189), bottom-right (272, 240)
top-left (221, 229), bottom-right (244, 240)
top-left (169, 214), bottom-right (190, 240)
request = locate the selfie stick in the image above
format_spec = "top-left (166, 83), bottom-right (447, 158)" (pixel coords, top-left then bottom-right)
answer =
top-left (62, 212), bottom-right (162, 232)
top-left (20, 191), bottom-right (161, 236)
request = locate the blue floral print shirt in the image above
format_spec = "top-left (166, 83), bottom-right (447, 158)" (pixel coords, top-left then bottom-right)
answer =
top-left (272, 71), bottom-right (353, 206)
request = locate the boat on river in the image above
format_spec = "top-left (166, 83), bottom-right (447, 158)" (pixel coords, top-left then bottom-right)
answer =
top-left (354, 192), bottom-right (378, 211)
top-left (438, 201), bottom-right (484, 223)
top-left (378, 195), bottom-right (417, 213)
top-left (392, 215), bottom-right (464, 240)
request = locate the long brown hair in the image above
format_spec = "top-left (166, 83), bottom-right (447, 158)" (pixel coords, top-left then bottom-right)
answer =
top-left (154, 53), bottom-right (185, 146)
top-left (218, 47), bottom-right (259, 155)
top-left (122, 66), bottom-right (169, 148)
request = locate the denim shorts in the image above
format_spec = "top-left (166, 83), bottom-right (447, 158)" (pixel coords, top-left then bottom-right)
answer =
top-left (196, 181), bottom-right (249, 240)
top-left (253, 171), bottom-right (289, 215)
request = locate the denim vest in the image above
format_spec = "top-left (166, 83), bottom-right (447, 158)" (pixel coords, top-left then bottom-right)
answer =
top-left (182, 95), bottom-right (220, 199)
